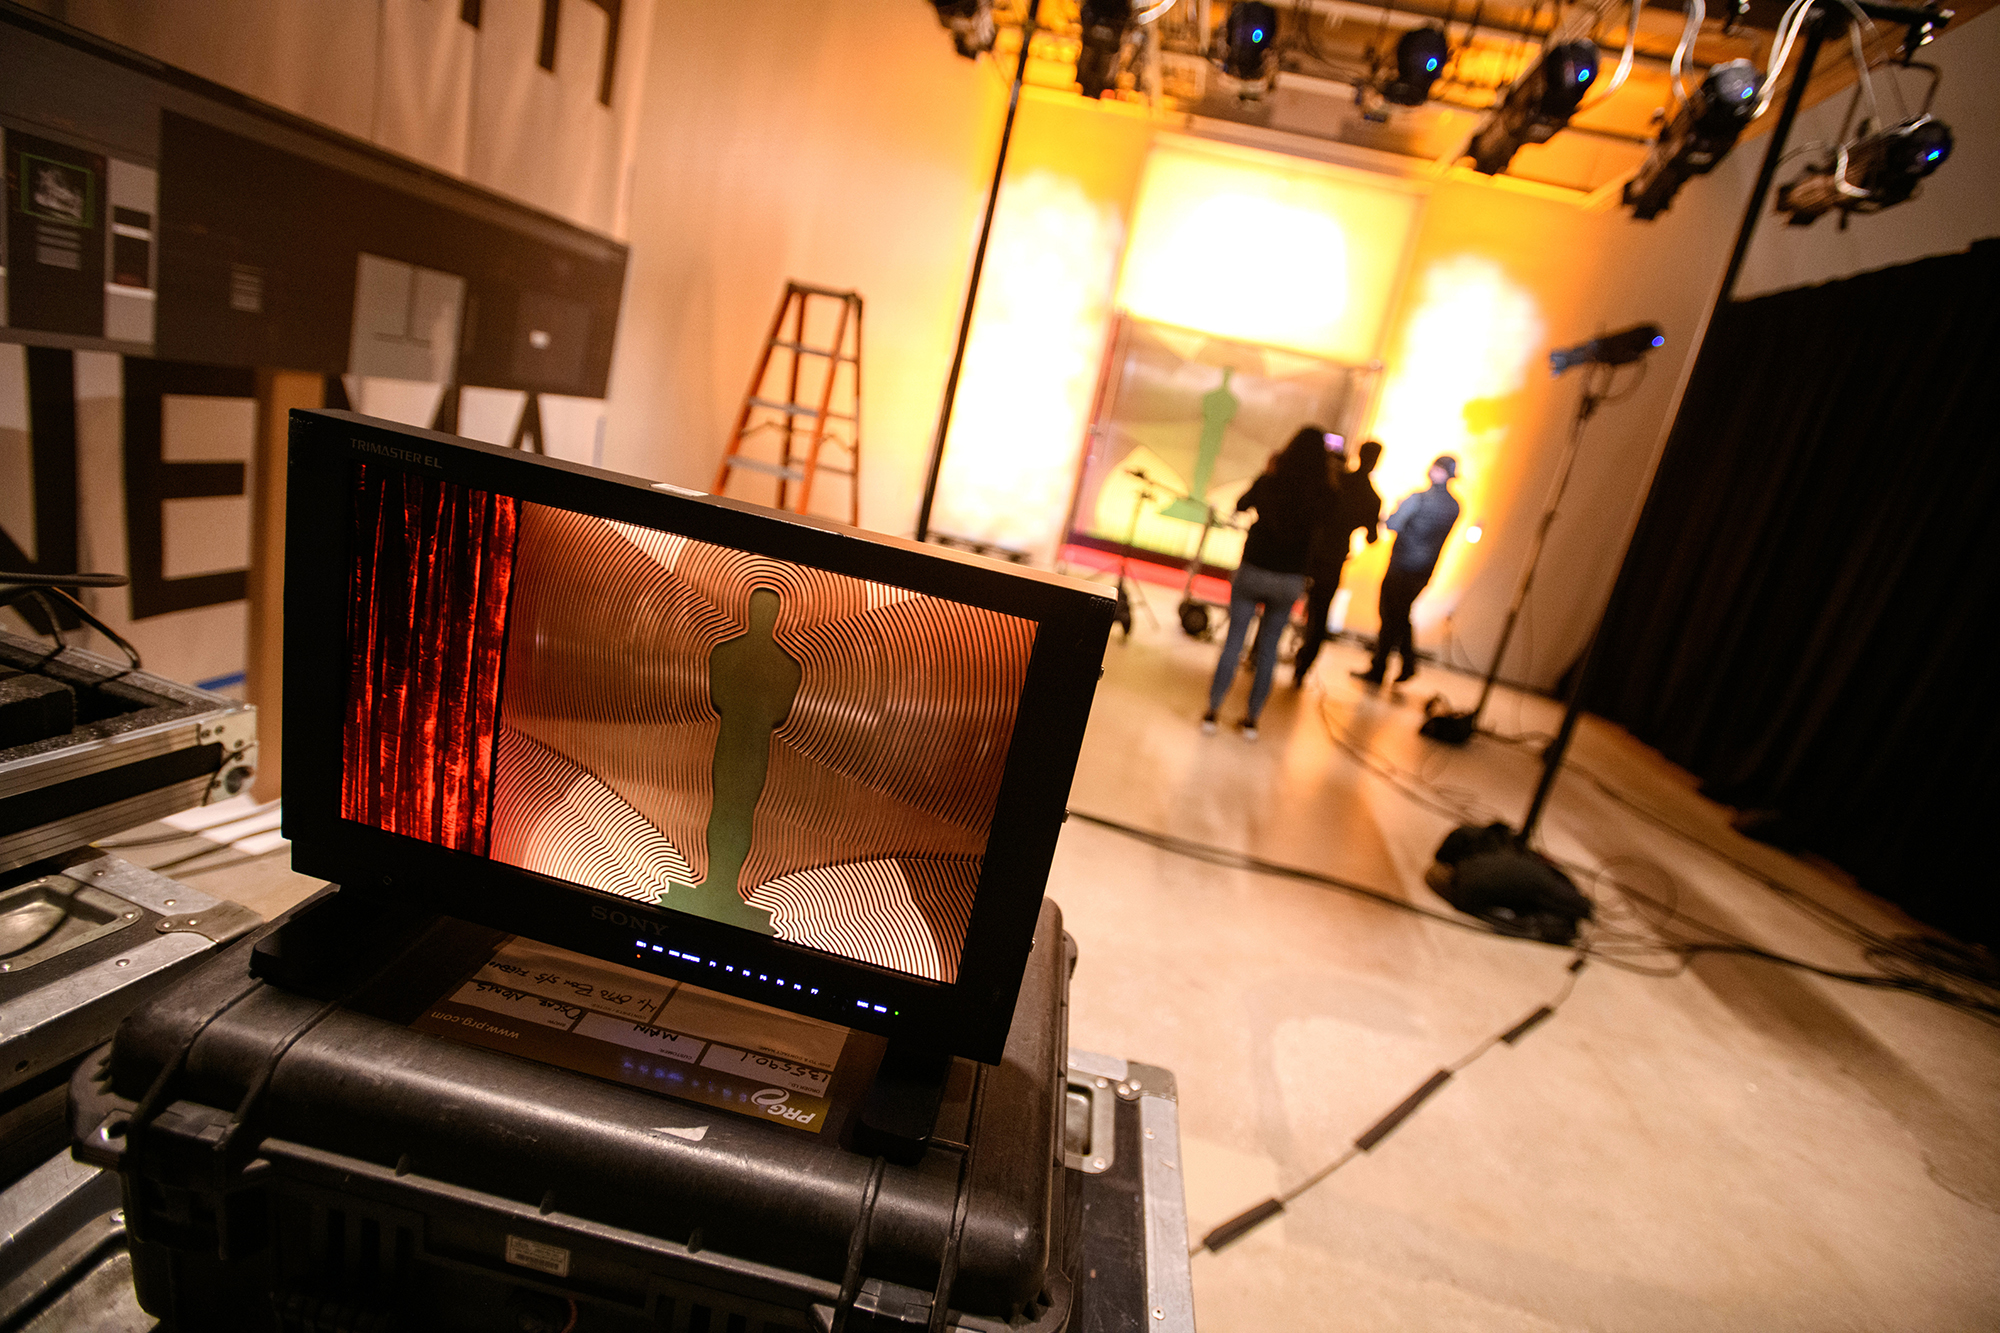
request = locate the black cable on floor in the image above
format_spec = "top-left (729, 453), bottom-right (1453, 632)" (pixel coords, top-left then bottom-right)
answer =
top-left (1309, 694), bottom-right (2000, 1019)
top-left (1063, 809), bottom-right (1559, 946)
top-left (1067, 775), bottom-right (2000, 1025)
top-left (1193, 955), bottom-right (1590, 1256)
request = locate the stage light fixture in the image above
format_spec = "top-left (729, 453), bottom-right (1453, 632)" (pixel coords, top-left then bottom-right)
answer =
top-left (1467, 40), bottom-right (1599, 176)
top-left (1218, 2), bottom-right (1279, 83)
top-left (1548, 324), bottom-right (1664, 375)
top-left (928, 0), bottom-right (996, 57)
top-left (1623, 59), bottom-right (1763, 220)
top-left (1776, 115), bottom-right (1954, 226)
top-left (1077, 0), bottom-right (1135, 98)
top-left (1383, 27), bottom-right (1449, 106)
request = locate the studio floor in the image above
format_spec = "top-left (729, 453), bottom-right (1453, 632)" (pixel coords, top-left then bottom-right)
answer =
top-left (135, 599), bottom-right (2000, 1333)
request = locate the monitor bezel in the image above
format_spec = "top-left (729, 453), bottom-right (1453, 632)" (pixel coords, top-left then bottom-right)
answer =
top-left (283, 409), bottom-right (1114, 1064)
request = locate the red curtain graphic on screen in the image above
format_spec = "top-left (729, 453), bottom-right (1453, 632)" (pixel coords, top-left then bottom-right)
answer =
top-left (340, 464), bottom-right (517, 852)
top-left (486, 505), bottom-right (1036, 984)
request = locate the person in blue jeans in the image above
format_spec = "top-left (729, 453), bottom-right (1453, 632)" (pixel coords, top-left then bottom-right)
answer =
top-left (1203, 427), bottom-right (1339, 740)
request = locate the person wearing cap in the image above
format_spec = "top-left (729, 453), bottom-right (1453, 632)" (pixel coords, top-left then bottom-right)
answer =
top-left (1355, 454), bottom-right (1460, 685)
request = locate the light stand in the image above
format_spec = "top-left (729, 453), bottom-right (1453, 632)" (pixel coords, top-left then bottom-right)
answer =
top-left (1427, 0), bottom-right (1950, 938)
top-left (1520, 0), bottom-right (1949, 842)
top-left (915, 0), bottom-right (1042, 543)
top-left (1426, 361), bottom-right (1614, 744)
top-left (1421, 326), bottom-right (1662, 744)
top-left (1111, 468), bottom-right (1166, 636)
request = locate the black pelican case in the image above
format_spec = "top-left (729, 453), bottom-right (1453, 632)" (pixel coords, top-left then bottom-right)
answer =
top-left (68, 892), bottom-right (1082, 1332)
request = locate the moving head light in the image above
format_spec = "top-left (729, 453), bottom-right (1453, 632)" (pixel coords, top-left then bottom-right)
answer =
top-left (1777, 115), bottom-right (1954, 226)
top-left (1468, 40), bottom-right (1599, 175)
top-left (1624, 59), bottom-right (1763, 220)
top-left (1549, 324), bottom-right (1664, 375)
top-left (929, 0), bottom-right (996, 58)
top-left (1220, 2), bottom-right (1279, 83)
top-left (1077, 0), bottom-right (1134, 99)
top-left (1383, 27), bottom-right (1449, 106)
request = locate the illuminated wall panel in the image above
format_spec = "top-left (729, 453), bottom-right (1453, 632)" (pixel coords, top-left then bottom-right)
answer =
top-left (1116, 137), bottom-right (1425, 364)
top-left (1365, 253), bottom-right (1545, 607)
top-left (928, 96), bottom-right (1151, 562)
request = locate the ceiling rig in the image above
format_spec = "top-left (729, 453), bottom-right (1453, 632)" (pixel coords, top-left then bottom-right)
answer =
top-left (925, 0), bottom-right (1961, 204)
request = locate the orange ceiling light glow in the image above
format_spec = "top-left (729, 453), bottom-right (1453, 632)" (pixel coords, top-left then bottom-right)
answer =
top-left (1115, 139), bottom-right (1424, 364)
top-left (1368, 253), bottom-right (1543, 608)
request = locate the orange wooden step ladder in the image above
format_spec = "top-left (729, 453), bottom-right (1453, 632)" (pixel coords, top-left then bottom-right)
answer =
top-left (713, 282), bottom-right (862, 525)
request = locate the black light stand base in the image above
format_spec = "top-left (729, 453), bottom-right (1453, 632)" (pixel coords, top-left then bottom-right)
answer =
top-left (1418, 703), bottom-right (1477, 745)
top-left (1430, 824), bottom-right (1592, 945)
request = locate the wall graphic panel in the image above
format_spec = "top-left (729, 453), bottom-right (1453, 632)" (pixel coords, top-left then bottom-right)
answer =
top-left (1, 9), bottom-right (628, 707)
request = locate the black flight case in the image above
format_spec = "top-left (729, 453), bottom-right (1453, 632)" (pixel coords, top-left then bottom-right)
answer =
top-left (68, 891), bottom-right (1150, 1332)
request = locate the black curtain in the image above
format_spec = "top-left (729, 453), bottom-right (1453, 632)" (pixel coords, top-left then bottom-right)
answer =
top-left (1585, 239), bottom-right (2000, 946)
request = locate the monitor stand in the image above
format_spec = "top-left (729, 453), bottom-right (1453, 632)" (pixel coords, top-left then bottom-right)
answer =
top-left (853, 1044), bottom-right (956, 1165)
top-left (249, 885), bottom-right (442, 997)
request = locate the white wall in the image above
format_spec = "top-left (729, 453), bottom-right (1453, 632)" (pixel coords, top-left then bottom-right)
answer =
top-left (1375, 173), bottom-right (1743, 692)
top-left (600, 0), bottom-right (1004, 526)
top-left (39, 0), bottom-right (655, 238)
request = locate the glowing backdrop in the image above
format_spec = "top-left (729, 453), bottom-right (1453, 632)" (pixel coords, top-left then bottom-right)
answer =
top-left (1365, 254), bottom-right (1545, 614)
top-left (1116, 137), bottom-right (1425, 364)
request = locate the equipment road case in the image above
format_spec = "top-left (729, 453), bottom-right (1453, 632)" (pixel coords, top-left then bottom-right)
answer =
top-left (69, 894), bottom-right (1101, 1332)
top-left (1062, 1055), bottom-right (1192, 1333)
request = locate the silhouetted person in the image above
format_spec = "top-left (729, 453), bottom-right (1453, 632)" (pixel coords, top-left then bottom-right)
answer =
top-left (1203, 426), bottom-right (1339, 740)
top-left (686, 587), bottom-right (796, 934)
top-left (1294, 439), bottom-right (1383, 685)
top-left (1356, 454), bottom-right (1459, 685)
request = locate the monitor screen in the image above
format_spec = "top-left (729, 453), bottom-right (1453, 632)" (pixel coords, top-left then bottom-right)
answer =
top-left (284, 411), bottom-right (1114, 1062)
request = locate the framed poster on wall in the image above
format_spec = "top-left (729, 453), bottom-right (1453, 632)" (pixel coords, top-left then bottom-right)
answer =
top-left (1064, 313), bottom-right (1380, 577)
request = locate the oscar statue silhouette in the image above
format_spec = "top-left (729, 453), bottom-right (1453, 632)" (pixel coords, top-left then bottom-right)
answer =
top-left (673, 587), bottom-right (797, 935)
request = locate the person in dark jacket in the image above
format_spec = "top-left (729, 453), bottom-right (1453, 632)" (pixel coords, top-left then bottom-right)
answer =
top-left (1293, 439), bottom-right (1383, 686)
top-left (1355, 454), bottom-right (1460, 685)
top-left (1203, 427), bottom-right (1338, 739)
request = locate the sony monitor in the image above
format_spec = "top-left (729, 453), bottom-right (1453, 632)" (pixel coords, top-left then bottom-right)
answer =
top-left (282, 410), bottom-right (1115, 1063)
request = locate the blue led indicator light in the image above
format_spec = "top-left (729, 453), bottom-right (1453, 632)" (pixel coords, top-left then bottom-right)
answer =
top-left (811, 988), bottom-right (819, 995)
top-left (1926, 149), bottom-right (1940, 161)
top-left (1252, 27), bottom-right (1264, 41)
top-left (652, 944), bottom-right (664, 952)
top-left (1426, 57), bottom-right (1438, 71)
top-left (872, 1004), bottom-right (888, 1013)
top-left (1651, 335), bottom-right (1665, 346)
top-left (1578, 69), bottom-right (1591, 82)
